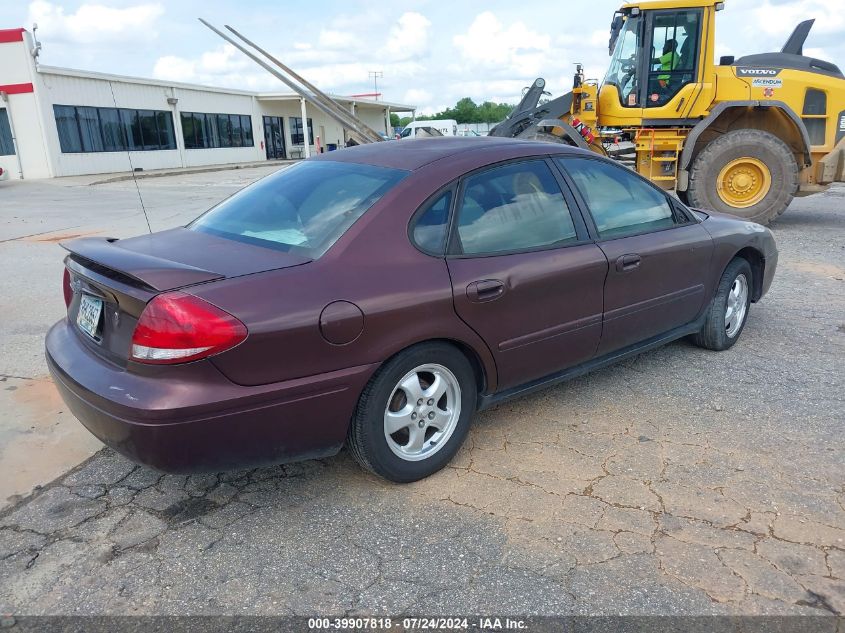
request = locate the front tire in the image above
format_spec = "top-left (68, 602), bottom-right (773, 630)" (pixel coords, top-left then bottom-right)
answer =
top-left (347, 343), bottom-right (476, 482)
top-left (692, 258), bottom-right (753, 351)
top-left (686, 129), bottom-right (798, 225)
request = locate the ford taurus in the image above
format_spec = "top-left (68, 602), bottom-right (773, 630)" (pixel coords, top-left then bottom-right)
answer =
top-left (46, 137), bottom-right (778, 482)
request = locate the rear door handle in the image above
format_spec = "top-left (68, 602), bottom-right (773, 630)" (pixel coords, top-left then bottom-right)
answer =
top-left (615, 254), bottom-right (642, 272)
top-left (466, 279), bottom-right (505, 302)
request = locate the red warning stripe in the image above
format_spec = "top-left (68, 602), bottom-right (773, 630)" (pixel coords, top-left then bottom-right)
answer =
top-left (0, 83), bottom-right (34, 95)
top-left (0, 28), bottom-right (26, 44)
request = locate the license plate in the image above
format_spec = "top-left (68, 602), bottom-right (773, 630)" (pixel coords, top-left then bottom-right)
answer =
top-left (77, 294), bottom-right (103, 340)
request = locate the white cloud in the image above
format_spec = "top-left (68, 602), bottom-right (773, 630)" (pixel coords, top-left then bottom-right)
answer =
top-left (453, 11), bottom-right (550, 73)
top-left (152, 44), bottom-right (251, 84)
top-left (384, 12), bottom-right (432, 60)
top-left (151, 12), bottom-right (433, 95)
top-left (750, 0), bottom-right (844, 37)
top-left (318, 29), bottom-right (359, 51)
top-left (27, 1), bottom-right (164, 45)
top-left (403, 88), bottom-right (432, 105)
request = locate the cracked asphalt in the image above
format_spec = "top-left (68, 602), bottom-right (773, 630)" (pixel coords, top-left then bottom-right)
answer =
top-left (0, 172), bottom-right (843, 618)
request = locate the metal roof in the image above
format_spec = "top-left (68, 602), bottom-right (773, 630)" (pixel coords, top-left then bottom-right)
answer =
top-left (35, 65), bottom-right (417, 111)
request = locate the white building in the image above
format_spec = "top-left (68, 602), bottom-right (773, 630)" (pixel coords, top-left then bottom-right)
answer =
top-left (0, 27), bottom-right (415, 180)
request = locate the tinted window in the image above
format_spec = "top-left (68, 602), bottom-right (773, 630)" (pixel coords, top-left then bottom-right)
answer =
top-left (241, 115), bottom-right (254, 145)
top-left (217, 114), bottom-right (232, 147)
top-left (412, 191), bottom-right (452, 255)
top-left (54, 105), bottom-right (82, 153)
top-left (157, 111), bottom-right (176, 149)
top-left (121, 109), bottom-right (142, 151)
top-left (77, 107), bottom-right (103, 152)
top-left (646, 10), bottom-right (701, 107)
top-left (456, 161), bottom-right (577, 255)
top-left (138, 110), bottom-right (159, 150)
top-left (230, 114), bottom-right (243, 147)
top-left (557, 158), bottom-right (675, 238)
top-left (291, 117), bottom-right (314, 145)
top-left (190, 161), bottom-right (407, 257)
top-left (0, 109), bottom-right (13, 156)
top-left (99, 108), bottom-right (125, 151)
top-left (202, 113), bottom-right (218, 148)
top-left (54, 105), bottom-right (174, 153)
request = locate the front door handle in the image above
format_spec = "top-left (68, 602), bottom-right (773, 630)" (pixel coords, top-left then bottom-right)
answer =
top-left (466, 279), bottom-right (505, 302)
top-left (615, 254), bottom-right (642, 272)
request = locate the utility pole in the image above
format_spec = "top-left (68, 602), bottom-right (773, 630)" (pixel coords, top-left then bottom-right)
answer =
top-left (368, 70), bottom-right (383, 100)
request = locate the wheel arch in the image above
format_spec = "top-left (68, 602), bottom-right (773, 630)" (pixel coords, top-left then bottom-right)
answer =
top-left (678, 101), bottom-right (811, 192)
top-left (375, 337), bottom-right (495, 403)
top-left (733, 246), bottom-right (766, 302)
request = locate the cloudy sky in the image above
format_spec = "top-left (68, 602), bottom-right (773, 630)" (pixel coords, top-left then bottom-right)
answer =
top-left (4, 0), bottom-right (844, 114)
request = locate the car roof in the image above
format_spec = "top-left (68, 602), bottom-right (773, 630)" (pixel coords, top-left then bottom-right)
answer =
top-left (312, 137), bottom-right (584, 171)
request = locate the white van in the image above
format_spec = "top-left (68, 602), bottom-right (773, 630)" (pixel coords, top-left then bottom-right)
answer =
top-left (399, 119), bottom-right (458, 139)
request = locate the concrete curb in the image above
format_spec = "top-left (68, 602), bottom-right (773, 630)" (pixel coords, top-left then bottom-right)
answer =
top-left (87, 160), bottom-right (297, 186)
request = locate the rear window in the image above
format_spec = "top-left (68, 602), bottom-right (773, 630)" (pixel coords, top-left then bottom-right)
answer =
top-left (189, 160), bottom-right (407, 257)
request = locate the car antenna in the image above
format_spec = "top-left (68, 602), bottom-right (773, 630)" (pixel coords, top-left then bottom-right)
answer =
top-left (107, 80), bottom-right (153, 234)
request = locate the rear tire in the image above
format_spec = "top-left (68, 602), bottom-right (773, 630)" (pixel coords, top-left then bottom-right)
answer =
top-left (692, 258), bottom-right (753, 351)
top-left (347, 342), bottom-right (476, 483)
top-left (686, 129), bottom-right (798, 225)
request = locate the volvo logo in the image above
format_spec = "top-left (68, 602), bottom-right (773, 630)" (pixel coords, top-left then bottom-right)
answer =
top-left (737, 67), bottom-right (782, 77)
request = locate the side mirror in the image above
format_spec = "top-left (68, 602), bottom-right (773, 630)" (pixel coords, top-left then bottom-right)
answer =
top-left (719, 55), bottom-right (735, 66)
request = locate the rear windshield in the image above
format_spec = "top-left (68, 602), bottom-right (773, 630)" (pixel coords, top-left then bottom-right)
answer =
top-left (189, 160), bottom-right (407, 257)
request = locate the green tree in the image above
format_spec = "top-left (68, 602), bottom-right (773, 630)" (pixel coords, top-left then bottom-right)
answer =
top-left (411, 97), bottom-right (515, 124)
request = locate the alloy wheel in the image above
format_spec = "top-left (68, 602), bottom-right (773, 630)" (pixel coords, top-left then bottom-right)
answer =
top-left (725, 273), bottom-right (749, 338)
top-left (383, 363), bottom-right (461, 462)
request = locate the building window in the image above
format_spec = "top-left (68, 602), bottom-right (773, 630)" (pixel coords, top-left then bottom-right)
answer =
top-left (52, 104), bottom-right (176, 153)
top-left (0, 109), bottom-right (14, 156)
top-left (54, 105), bottom-right (83, 153)
top-left (290, 117), bottom-right (314, 145)
top-left (98, 108), bottom-right (124, 152)
top-left (180, 111), bottom-right (254, 149)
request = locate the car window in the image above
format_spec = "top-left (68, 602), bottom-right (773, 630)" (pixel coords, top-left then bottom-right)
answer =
top-left (556, 158), bottom-right (676, 239)
top-left (189, 160), bottom-right (406, 257)
top-left (412, 190), bottom-right (452, 255)
top-left (456, 161), bottom-right (578, 255)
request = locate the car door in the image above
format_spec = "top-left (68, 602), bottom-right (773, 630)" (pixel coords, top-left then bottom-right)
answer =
top-left (554, 156), bottom-right (713, 355)
top-left (441, 159), bottom-right (608, 391)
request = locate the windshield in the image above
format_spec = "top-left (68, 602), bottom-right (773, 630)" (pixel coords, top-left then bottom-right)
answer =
top-left (189, 161), bottom-right (407, 258)
top-left (603, 14), bottom-right (642, 107)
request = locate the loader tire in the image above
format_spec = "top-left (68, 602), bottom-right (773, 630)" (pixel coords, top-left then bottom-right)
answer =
top-left (686, 129), bottom-right (798, 225)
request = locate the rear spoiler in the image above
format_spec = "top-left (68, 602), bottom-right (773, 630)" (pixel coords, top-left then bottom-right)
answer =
top-left (61, 237), bottom-right (224, 291)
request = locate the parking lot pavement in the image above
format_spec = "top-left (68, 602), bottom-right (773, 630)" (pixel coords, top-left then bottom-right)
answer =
top-left (0, 173), bottom-right (843, 616)
top-left (0, 167), bottom-right (284, 507)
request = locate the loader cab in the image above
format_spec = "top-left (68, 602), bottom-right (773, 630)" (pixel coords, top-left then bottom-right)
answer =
top-left (600, 1), bottom-right (719, 125)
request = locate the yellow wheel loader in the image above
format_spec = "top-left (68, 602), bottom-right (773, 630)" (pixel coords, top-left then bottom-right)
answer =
top-left (490, 0), bottom-right (845, 224)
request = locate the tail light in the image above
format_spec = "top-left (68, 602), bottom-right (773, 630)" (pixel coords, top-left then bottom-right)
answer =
top-left (63, 268), bottom-right (73, 308)
top-left (130, 292), bottom-right (247, 364)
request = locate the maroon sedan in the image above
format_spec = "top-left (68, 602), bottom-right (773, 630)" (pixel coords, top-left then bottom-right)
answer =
top-left (47, 138), bottom-right (777, 482)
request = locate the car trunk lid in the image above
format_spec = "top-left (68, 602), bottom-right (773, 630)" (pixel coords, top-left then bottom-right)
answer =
top-left (63, 228), bottom-right (311, 291)
top-left (61, 228), bottom-right (311, 365)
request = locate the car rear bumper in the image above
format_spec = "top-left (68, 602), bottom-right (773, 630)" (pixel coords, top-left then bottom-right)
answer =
top-left (46, 318), bottom-right (378, 473)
